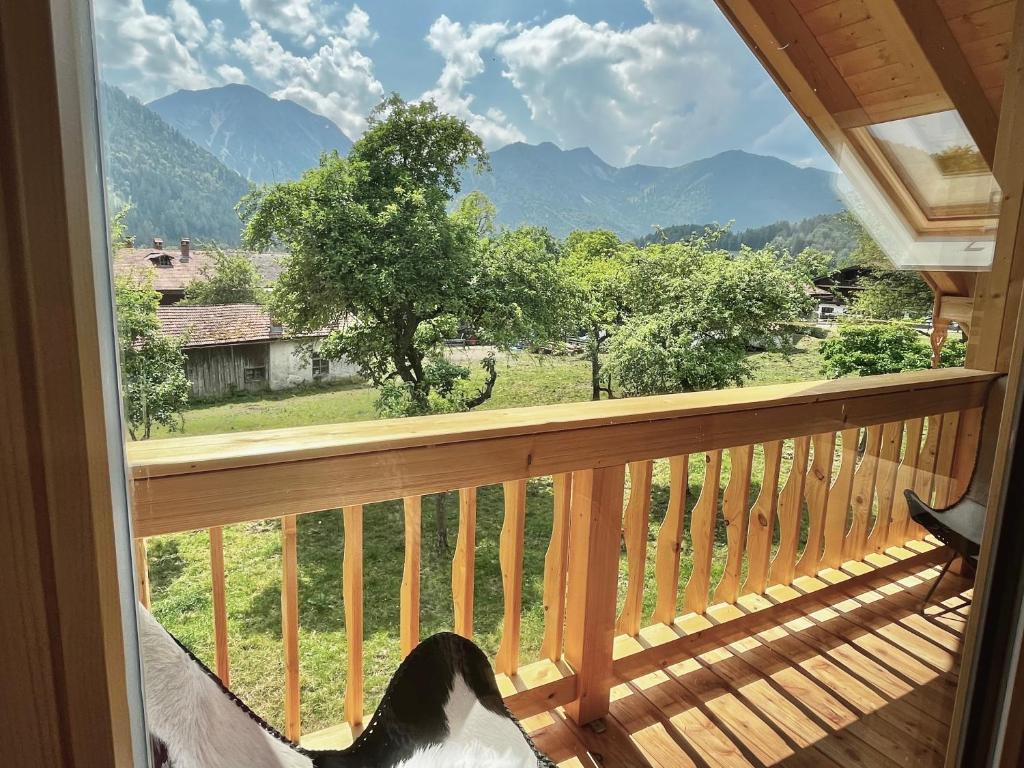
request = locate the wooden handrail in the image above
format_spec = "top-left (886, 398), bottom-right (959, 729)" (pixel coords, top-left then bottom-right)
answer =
top-left (129, 369), bottom-right (996, 537)
top-left (129, 368), bottom-right (997, 739)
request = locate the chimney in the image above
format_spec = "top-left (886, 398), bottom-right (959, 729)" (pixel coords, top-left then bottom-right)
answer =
top-left (180, 238), bottom-right (191, 261)
top-left (153, 237), bottom-right (163, 250)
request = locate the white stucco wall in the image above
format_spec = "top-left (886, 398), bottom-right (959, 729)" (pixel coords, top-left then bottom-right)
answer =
top-left (268, 339), bottom-right (361, 391)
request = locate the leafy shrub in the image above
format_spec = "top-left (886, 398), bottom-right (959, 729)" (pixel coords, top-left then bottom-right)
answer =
top-left (820, 323), bottom-right (931, 377)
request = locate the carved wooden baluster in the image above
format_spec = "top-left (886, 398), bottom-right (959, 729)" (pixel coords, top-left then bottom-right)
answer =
top-left (844, 426), bottom-right (883, 560)
top-left (281, 514), bottom-right (300, 741)
top-left (400, 496), bottom-right (421, 658)
top-left (209, 526), bottom-right (230, 685)
top-left (797, 432), bottom-right (835, 577)
top-left (653, 455), bottom-right (689, 624)
top-left (452, 488), bottom-right (476, 640)
top-left (888, 418), bottom-right (924, 547)
top-left (911, 415), bottom-right (943, 539)
top-left (616, 461), bottom-right (653, 636)
top-left (496, 480), bottom-right (527, 675)
top-left (769, 437), bottom-right (810, 587)
top-left (950, 407), bottom-right (983, 503)
top-left (714, 445), bottom-right (754, 605)
top-left (541, 474), bottom-right (572, 661)
top-left (564, 465), bottom-right (626, 725)
top-left (821, 429), bottom-right (859, 569)
top-left (933, 412), bottom-right (962, 508)
top-left (866, 422), bottom-right (904, 554)
top-left (742, 441), bottom-right (782, 595)
top-left (683, 451), bottom-right (723, 614)
top-left (343, 505), bottom-right (363, 728)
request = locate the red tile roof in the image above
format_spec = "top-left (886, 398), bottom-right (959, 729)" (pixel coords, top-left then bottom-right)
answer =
top-left (156, 304), bottom-right (333, 348)
top-left (115, 246), bottom-right (286, 293)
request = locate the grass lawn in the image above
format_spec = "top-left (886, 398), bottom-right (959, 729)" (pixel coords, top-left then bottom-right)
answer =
top-left (145, 334), bottom-right (828, 734)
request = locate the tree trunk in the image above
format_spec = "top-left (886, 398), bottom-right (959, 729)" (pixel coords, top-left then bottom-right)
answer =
top-left (434, 492), bottom-right (449, 554)
top-left (590, 325), bottom-right (602, 401)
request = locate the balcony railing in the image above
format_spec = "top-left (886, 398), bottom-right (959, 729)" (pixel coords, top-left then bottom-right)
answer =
top-left (127, 367), bottom-right (995, 744)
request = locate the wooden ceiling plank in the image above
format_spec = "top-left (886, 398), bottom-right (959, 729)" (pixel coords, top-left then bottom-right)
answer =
top-left (946, 2), bottom-right (1016, 43)
top-left (742, 0), bottom-right (869, 122)
top-left (938, 0), bottom-right (1010, 18)
top-left (817, 16), bottom-right (887, 55)
top-left (875, 0), bottom-right (998, 167)
top-left (804, 0), bottom-right (872, 35)
top-left (832, 41), bottom-right (904, 77)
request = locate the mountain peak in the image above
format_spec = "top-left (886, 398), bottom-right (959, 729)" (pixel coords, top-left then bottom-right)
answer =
top-left (148, 84), bottom-right (352, 184)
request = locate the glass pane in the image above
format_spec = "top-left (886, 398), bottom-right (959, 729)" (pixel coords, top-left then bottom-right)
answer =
top-left (868, 110), bottom-right (1001, 220)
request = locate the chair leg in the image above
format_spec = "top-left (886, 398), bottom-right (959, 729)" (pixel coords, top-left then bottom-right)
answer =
top-left (920, 554), bottom-right (955, 613)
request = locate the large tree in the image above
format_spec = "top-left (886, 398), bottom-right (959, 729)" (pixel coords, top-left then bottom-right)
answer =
top-left (241, 95), bottom-right (567, 416)
top-left (112, 209), bottom-right (190, 439)
top-left (606, 231), bottom-right (823, 396)
top-left (559, 229), bottom-right (631, 400)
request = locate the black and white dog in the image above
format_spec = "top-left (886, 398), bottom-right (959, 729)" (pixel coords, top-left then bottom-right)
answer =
top-left (139, 608), bottom-right (554, 768)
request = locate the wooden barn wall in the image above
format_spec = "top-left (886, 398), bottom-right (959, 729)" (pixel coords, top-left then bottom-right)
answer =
top-left (185, 343), bottom-right (270, 398)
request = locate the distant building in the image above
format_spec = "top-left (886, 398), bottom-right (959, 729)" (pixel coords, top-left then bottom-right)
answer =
top-left (808, 266), bottom-right (870, 320)
top-left (115, 238), bottom-right (286, 305)
top-left (156, 303), bottom-right (358, 399)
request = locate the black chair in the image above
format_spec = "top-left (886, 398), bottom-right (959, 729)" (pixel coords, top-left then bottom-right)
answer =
top-left (904, 375), bottom-right (1006, 610)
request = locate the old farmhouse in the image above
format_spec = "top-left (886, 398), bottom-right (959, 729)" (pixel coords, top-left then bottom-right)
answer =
top-left (156, 304), bottom-right (359, 398)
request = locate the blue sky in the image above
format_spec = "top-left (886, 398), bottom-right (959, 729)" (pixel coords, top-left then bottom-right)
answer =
top-left (93, 0), bottom-right (833, 169)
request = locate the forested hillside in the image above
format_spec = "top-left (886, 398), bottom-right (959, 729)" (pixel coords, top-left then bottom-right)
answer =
top-left (636, 212), bottom-right (859, 264)
top-left (101, 84), bottom-right (250, 245)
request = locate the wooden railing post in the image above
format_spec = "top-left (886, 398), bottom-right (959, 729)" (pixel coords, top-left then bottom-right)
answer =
top-left (564, 464), bottom-right (625, 725)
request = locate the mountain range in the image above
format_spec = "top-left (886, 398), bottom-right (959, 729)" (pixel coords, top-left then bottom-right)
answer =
top-left (101, 83), bottom-right (844, 245)
top-left (149, 84), bottom-right (353, 184)
top-left (460, 142), bottom-right (843, 238)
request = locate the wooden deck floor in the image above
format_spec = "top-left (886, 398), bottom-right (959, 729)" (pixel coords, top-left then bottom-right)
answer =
top-left (525, 560), bottom-right (970, 768)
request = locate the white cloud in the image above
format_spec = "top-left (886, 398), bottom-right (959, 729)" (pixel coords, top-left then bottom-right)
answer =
top-left (207, 18), bottom-right (229, 57)
top-left (421, 16), bottom-right (525, 148)
top-left (343, 5), bottom-right (376, 44)
top-left (216, 64), bottom-right (247, 84)
top-left (168, 0), bottom-right (207, 50)
top-left (231, 20), bottom-right (384, 138)
top-left (93, 0), bottom-right (212, 100)
top-left (497, 15), bottom-right (736, 166)
top-left (239, 0), bottom-right (327, 44)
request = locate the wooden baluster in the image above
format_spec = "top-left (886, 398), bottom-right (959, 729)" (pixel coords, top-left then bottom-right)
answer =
top-left (281, 514), bottom-right (300, 741)
top-left (209, 526), bottom-right (230, 685)
top-left (653, 455), bottom-right (688, 624)
top-left (134, 538), bottom-right (151, 609)
top-left (769, 437), bottom-right (810, 587)
top-left (452, 488), bottom-right (476, 640)
top-left (541, 474), bottom-right (572, 661)
top-left (844, 426), bottom-right (883, 561)
top-left (564, 464), bottom-right (626, 725)
top-left (742, 441), bottom-right (782, 595)
top-left (866, 422), bottom-right (904, 554)
top-left (713, 445), bottom-right (754, 605)
top-left (616, 460), bottom-right (653, 636)
top-left (911, 415), bottom-right (943, 539)
top-left (683, 451), bottom-right (723, 614)
top-left (950, 407), bottom-right (983, 503)
top-left (400, 496), bottom-right (421, 658)
top-left (932, 412), bottom-right (962, 508)
top-left (888, 418), bottom-right (924, 547)
top-left (797, 432), bottom-right (835, 577)
top-left (496, 479), bottom-right (527, 676)
top-left (821, 429), bottom-right (859, 569)
top-left (343, 505), bottom-right (363, 728)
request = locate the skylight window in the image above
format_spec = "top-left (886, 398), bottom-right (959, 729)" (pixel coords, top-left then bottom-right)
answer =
top-left (868, 111), bottom-right (1001, 221)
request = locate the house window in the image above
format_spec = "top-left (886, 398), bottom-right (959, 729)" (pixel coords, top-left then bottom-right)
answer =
top-left (311, 354), bottom-right (329, 377)
top-left (244, 366), bottom-right (266, 383)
